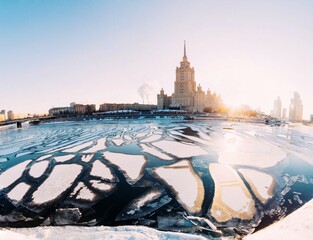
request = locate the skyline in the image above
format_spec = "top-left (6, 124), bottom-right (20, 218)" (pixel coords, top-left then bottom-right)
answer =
top-left (1, 1), bottom-right (313, 119)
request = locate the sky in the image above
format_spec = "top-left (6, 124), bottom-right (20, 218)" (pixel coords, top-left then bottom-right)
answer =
top-left (0, 0), bottom-right (313, 119)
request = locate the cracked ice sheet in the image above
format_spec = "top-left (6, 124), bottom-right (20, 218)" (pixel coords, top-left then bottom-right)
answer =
top-left (29, 161), bottom-right (49, 178)
top-left (216, 132), bottom-right (286, 168)
top-left (154, 160), bottom-right (204, 214)
top-left (62, 141), bottom-right (93, 153)
top-left (81, 154), bottom-right (94, 162)
top-left (32, 164), bottom-right (82, 204)
top-left (0, 160), bottom-right (32, 190)
top-left (140, 134), bottom-right (162, 143)
top-left (37, 154), bottom-right (52, 161)
top-left (83, 138), bottom-right (106, 153)
top-left (209, 163), bottom-right (255, 222)
top-left (112, 138), bottom-right (124, 146)
top-left (102, 152), bottom-right (146, 184)
top-left (152, 140), bottom-right (208, 158)
top-left (239, 169), bottom-right (276, 204)
top-left (54, 154), bottom-right (75, 162)
top-left (7, 182), bottom-right (31, 202)
top-left (140, 144), bottom-right (172, 160)
top-left (0, 146), bottom-right (20, 156)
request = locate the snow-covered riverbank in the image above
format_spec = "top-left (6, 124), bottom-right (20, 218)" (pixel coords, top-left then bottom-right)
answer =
top-left (244, 199), bottom-right (313, 240)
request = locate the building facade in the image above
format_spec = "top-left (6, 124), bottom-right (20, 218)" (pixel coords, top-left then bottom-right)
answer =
top-left (158, 42), bottom-right (223, 113)
top-left (289, 92), bottom-right (303, 122)
top-left (171, 42), bottom-right (196, 111)
top-left (99, 103), bottom-right (156, 112)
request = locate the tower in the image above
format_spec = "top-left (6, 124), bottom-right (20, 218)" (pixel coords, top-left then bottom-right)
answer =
top-left (172, 41), bottom-right (196, 110)
top-left (271, 96), bottom-right (282, 118)
top-left (289, 92), bottom-right (303, 122)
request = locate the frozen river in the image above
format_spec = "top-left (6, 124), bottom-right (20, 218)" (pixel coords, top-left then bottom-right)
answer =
top-left (0, 119), bottom-right (313, 238)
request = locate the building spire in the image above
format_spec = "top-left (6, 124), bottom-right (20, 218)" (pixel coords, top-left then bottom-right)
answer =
top-left (183, 40), bottom-right (188, 61)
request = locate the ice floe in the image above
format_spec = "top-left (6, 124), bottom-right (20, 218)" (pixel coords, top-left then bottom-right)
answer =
top-left (152, 140), bottom-right (208, 158)
top-left (71, 182), bottom-right (96, 201)
top-left (239, 169), bottom-right (276, 204)
top-left (29, 161), bottom-right (49, 178)
top-left (54, 154), bottom-right (75, 162)
top-left (111, 138), bottom-right (124, 146)
top-left (32, 164), bottom-right (82, 204)
top-left (63, 141), bottom-right (93, 153)
top-left (7, 182), bottom-right (31, 202)
top-left (140, 134), bottom-right (162, 143)
top-left (37, 154), bottom-right (52, 161)
top-left (90, 180), bottom-right (114, 192)
top-left (0, 160), bottom-right (32, 190)
top-left (117, 185), bottom-right (171, 221)
top-left (140, 144), bottom-right (172, 160)
top-left (209, 163), bottom-right (255, 222)
top-left (154, 160), bottom-right (204, 214)
top-left (81, 154), bottom-right (94, 162)
top-left (83, 138), bottom-right (106, 153)
top-left (90, 160), bottom-right (116, 182)
top-left (103, 152), bottom-right (147, 184)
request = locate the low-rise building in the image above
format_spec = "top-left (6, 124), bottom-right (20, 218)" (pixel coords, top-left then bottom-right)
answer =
top-left (49, 107), bottom-right (74, 116)
top-left (99, 103), bottom-right (156, 112)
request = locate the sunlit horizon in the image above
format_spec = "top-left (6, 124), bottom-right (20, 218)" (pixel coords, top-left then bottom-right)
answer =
top-left (1, 1), bottom-right (313, 119)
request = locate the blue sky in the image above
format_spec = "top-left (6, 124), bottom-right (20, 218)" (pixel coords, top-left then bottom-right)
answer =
top-left (0, 0), bottom-right (313, 119)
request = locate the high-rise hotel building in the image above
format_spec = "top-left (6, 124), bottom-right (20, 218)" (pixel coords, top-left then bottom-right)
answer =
top-left (158, 42), bottom-right (222, 113)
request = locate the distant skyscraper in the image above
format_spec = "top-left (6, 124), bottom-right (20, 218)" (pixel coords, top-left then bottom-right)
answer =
top-left (289, 92), bottom-right (303, 122)
top-left (271, 96), bottom-right (282, 118)
top-left (282, 108), bottom-right (287, 120)
top-left (310, 115), bottom-right (313, 123)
